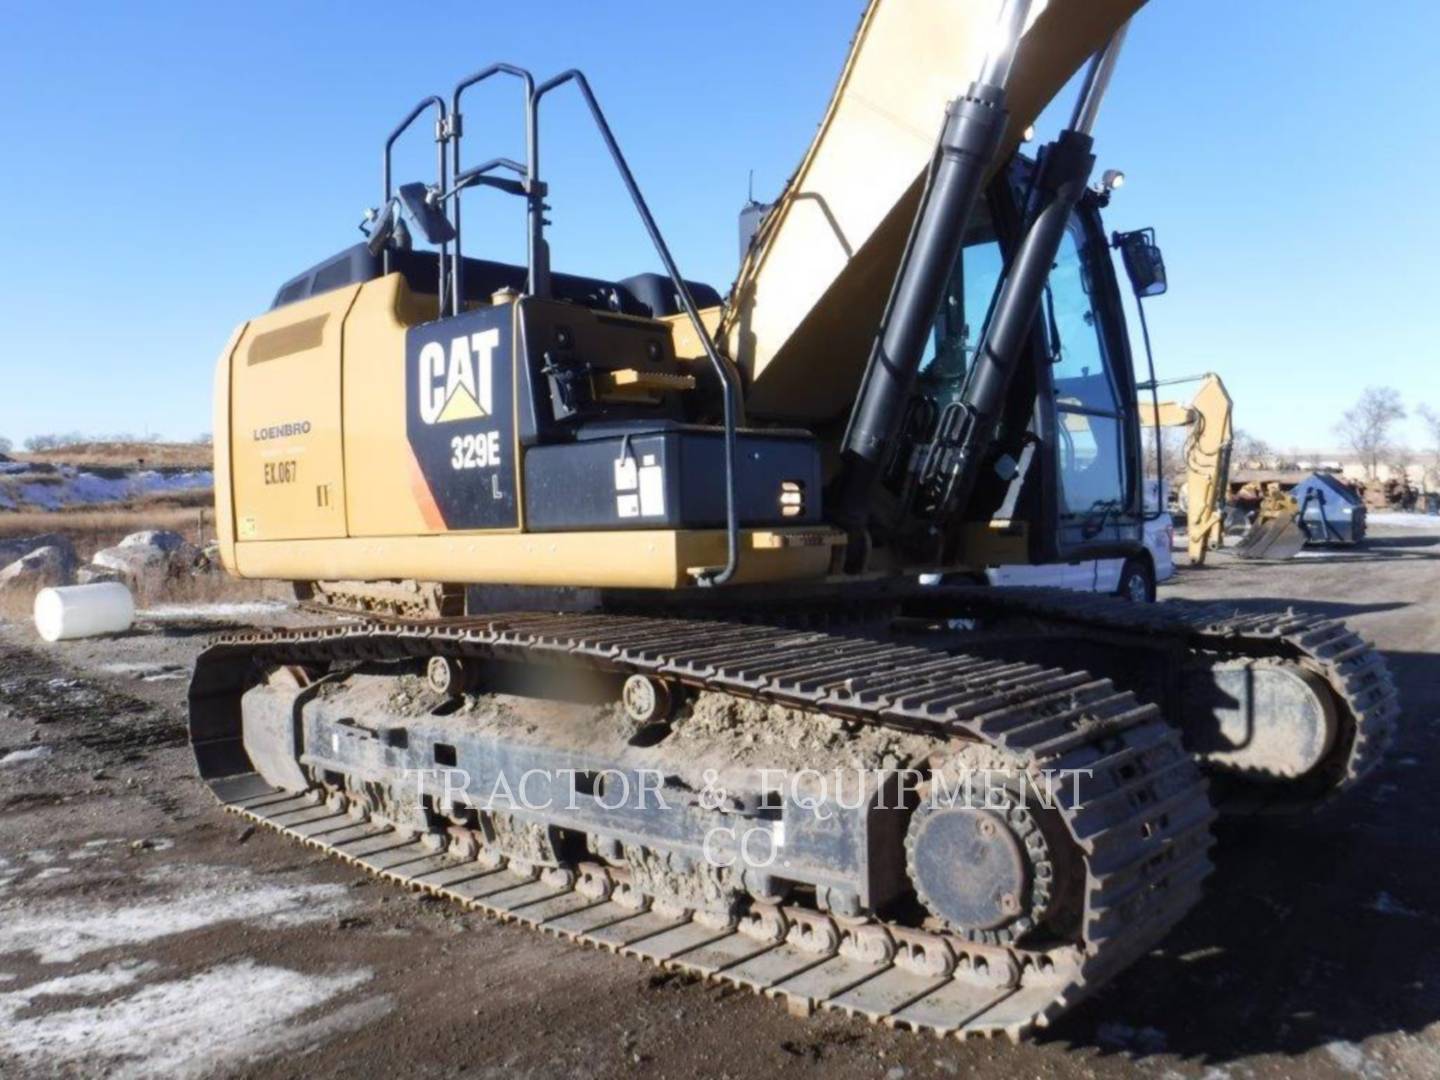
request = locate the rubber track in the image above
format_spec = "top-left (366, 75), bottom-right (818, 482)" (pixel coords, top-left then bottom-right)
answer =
top-left (936, 586), bottom-right (1398, 808)
top-left (191, 612), bottom-right (1214, 1041)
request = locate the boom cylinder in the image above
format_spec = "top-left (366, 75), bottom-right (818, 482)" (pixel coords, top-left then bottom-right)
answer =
top-left (835, 0), bottom-right (1034, 533)
top-left (933, 27), bottom-right (1127, 518)
top-left (934, 128), bottom-right (1096, 515)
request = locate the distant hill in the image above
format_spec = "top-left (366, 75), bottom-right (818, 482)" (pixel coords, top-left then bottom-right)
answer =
top-left (15, 441), bottom-right (213, 471)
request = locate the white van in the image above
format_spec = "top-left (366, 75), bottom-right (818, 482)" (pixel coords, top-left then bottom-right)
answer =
top-left (984, 513), bottom-right (1176, 600)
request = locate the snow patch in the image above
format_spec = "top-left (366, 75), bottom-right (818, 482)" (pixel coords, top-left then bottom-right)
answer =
top-left (69, 839), bottom-right (124, 860)
top-left (1370, 891), bottom-right (1420, 917)
top-left (99, 661), bottom-right (189, 682)
top-left (1367, 511), bottom-right (1440, 530)
top-left (1324, 1039), bottom-right (1368, 1073)
top-left (137, 601), bottom-right (288, 621)
top-left (0, 746), bottom-right (53, 766)
top-left (1, 468), bottom-right (211, 511)
top-left (0, 959), bottom-right (380, 1078)
top-left (100, 662), bottom-right (177, 676)
top-left (0, 868), bottom-right (354, 963)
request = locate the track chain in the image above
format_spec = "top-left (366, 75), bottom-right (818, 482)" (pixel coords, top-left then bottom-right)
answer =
top-left (191, 612), bottom-right (1215, 1041)
top-left (934, 586), bottom-right (1397, 807)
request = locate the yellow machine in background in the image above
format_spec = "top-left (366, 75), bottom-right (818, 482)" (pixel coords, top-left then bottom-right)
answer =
top-left (1138, 372), bottom-right (1234, 565)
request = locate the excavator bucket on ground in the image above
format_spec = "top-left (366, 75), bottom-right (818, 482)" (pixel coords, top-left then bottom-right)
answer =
top-left (1234, 511), bottom-right (1309, 559)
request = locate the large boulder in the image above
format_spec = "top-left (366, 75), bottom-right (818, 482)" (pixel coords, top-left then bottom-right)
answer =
top-left (0, 545), bottom-right (76, 593)
top-left (76, 563), bottom-right (124, 586)
top-left (91, 529), bottom-right (200, 596)
top-left (91, 530), bottom-right (197, 593)
top-left (119, 529), bottom-right (191, 555)
top-left (0, 532), bottom-right (76, 569)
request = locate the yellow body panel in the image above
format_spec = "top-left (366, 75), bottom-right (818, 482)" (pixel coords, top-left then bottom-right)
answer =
top-left (211, 323), bottom-right (246, 574)
top-left (228, 286), bottom-right (359, 541)
top-left (233, 528), bottom-right (836, 589)
top-left (217, 273), bottom-right (836, 590)
top-left (340, 276), bottom-right (449, 536)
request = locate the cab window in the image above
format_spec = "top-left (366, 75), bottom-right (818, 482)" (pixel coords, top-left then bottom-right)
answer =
top-left (916, 201), bottom-right (1004, 406)
top-left (1044, 217), bottom-right (1127, 516)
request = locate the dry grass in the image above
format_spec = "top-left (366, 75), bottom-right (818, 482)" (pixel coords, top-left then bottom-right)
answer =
top-left (12, 441), bottom-right (212, 471)
top-left (0, 561), bottom-right (282, 623)
top-left (0, 468), bottom-right (284, 623)
top-left (0, 497), bottom-right (216, 561)
top-left (0, 587), bottom-right (37, 621)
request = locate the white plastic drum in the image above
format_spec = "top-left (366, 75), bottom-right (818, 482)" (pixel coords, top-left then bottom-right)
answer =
top-left (33, 583), bottom-right (135, 642)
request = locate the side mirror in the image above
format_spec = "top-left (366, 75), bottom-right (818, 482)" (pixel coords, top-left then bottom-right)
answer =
top-left (397, 181), bottom-right (457, 246)
top-left (1115, 228), bottom-right (1167, 298)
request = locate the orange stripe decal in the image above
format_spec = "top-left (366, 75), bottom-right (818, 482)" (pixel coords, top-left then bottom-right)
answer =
top-left (407, 445), bottom-right (447, 530)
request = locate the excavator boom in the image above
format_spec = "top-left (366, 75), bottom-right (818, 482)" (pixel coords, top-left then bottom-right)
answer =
top-left (721, 0), bottom-right (1144, 422)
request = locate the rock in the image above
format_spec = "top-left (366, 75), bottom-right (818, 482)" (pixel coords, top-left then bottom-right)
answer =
top-left (119, 529), bottom-right (189, 554)
top-left (92, 544), bottom-right (169, 584)
top-left (76, 564), bottom-right (123, 585)
top-left (92, 530), bottom-right (196, 593)
top-left (0, 532), bottom-right (76, 570)
top-left (0, 544), bottom-right (76, 592)
top-left (194, 540), bottom-right (223, 574)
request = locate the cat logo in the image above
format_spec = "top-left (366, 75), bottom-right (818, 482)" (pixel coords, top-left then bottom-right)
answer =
top-left (417, 328), bottom-right (500, 425)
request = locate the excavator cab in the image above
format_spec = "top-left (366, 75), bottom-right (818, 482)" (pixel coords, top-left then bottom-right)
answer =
top-left (883, 158), bottom-right (1148, 578)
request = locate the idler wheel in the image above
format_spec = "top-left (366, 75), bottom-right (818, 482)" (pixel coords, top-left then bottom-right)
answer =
top-left (905, 746), bottom-right (1064, 945)
top-left (906, 807), bottom-right (1027, 932)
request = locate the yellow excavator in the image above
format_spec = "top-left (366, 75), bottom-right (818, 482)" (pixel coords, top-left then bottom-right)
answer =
top-left (192, 0), bottom-right (1396, 1041)
top-left (1138, 372), bottom-right (1234, 564)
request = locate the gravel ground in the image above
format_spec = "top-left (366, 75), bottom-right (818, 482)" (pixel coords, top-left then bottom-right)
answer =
top-left (1, 521), bottom-right (1438, 1078)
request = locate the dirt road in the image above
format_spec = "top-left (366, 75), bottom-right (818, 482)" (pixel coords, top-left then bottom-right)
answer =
top-left (2, 524), bottom-right (1438, 1078)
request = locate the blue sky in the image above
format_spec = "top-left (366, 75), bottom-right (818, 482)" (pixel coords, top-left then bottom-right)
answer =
top-left (1, 0), bottom-right (1436, 452)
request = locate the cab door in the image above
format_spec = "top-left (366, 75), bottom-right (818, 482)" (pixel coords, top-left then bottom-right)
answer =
top-left (1036, 206), bottom-right (1142, 559)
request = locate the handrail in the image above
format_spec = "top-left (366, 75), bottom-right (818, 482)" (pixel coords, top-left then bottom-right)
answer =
top-left (452, 157), bottom-right (529, 190)
top-left (450, 64), bottom-right (537, 314)
top-left (382, 95), bottom-right (448, 306)
top-left (533, 69), bottom-right (743, 587)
